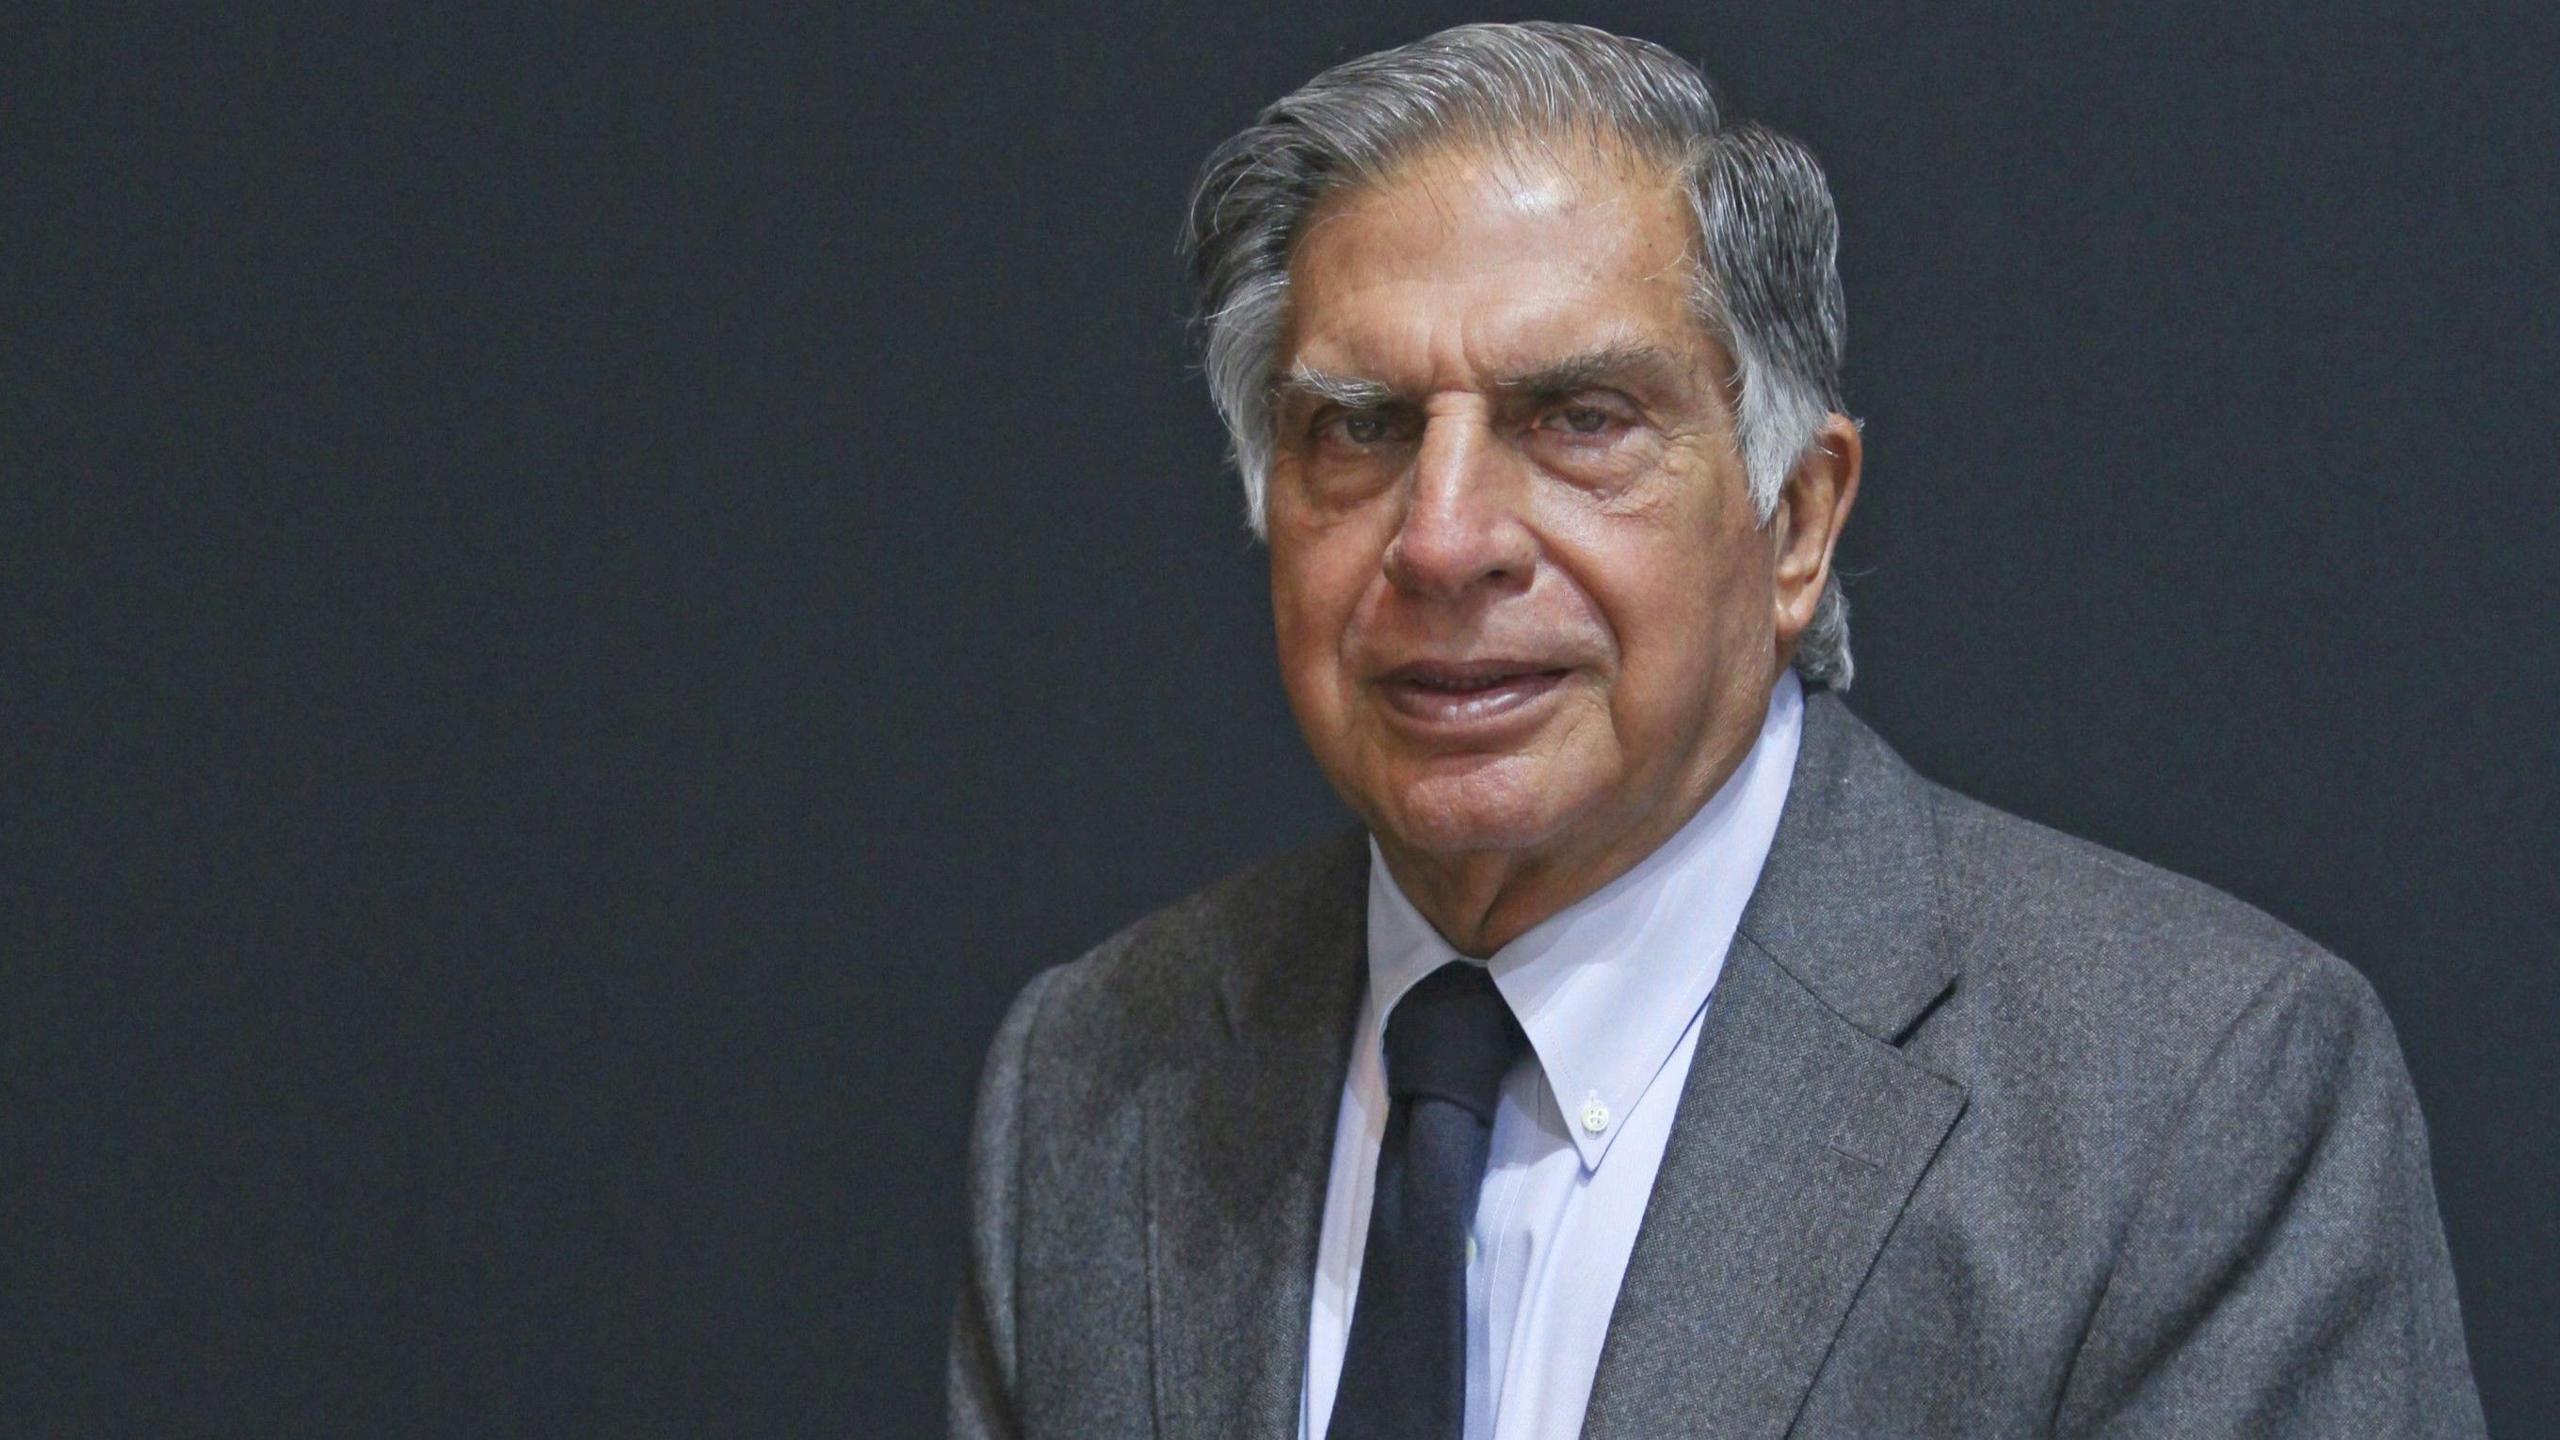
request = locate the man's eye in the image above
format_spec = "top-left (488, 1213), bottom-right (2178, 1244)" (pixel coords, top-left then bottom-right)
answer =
top-left (1330, 411), bottom-right (1394, 445)
top-left (1549, 404), bottom-right (1619, 436)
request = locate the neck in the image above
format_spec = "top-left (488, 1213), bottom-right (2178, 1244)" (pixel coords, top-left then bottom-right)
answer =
top-left (1377, 843), bottom-right (1612, 958)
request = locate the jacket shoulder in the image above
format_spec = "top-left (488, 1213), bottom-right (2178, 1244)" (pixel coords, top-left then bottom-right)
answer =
top-left (999, 827), bottom-right (1367, 1083)
top-left (1916, 771), bottom-right (2390, 1088)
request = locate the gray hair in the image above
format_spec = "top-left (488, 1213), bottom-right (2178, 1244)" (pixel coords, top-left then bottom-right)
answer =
top-left (1184, 21), bottom-right (1857, 689)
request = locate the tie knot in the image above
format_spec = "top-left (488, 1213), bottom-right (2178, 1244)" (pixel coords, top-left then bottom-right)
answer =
top-left (1383, 962), bottom-right (1525, 1122)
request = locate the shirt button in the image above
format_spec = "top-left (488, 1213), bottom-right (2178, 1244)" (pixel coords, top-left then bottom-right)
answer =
top-left (1580, 1097), bottom-right (1610, 1134)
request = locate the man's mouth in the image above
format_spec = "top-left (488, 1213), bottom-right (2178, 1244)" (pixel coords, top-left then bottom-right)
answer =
top-left (1377, 660), bottom-right (1572, 729)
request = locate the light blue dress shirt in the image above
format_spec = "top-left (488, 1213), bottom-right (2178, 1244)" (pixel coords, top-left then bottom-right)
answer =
top-left (1299, 671), bottom-right (1803, 1440)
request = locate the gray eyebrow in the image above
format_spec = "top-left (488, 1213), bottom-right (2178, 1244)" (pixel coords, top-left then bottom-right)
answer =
top-left (1273, 344), bottom-right (1688, 411)
top-left (1271, 364), bottom-right (1400, 410)
top-left (1488, 342), bottom-right (1687, 396)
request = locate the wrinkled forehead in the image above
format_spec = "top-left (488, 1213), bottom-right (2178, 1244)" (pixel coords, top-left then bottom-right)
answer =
top-left (1276, 135), bottom-right (1723, 391)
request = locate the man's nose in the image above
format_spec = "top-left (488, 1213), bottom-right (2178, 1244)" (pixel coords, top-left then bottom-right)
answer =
top-left (1381, 411), bottom-right (1535, 598)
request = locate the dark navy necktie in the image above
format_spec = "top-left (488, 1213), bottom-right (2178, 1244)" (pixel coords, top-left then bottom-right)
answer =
top-left (1328, 961), bottom-right (1527, 1440)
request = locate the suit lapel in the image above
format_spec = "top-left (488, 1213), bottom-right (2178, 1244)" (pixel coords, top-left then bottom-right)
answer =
top-left (1582, 695), bottom-right (1971, 1439)
top-left (1145, 832), bottom-right (1367, 1440)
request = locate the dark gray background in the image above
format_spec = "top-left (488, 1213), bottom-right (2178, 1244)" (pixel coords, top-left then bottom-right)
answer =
top-left (10, 1), bottom-right (2554, 1434)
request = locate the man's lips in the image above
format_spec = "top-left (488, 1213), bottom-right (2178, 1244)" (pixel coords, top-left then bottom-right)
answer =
top-left (1374, 659), bottom-right (1573, 729)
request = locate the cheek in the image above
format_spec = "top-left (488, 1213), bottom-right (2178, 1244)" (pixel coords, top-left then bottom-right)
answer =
top-left (1269, 534), bottom-right (1369, 705)
top-left (1600, 536), bottom-right (1770, 706)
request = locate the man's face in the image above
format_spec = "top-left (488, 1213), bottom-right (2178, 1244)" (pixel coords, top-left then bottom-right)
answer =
top-left (1266, 141), bottom-right (1787, 892)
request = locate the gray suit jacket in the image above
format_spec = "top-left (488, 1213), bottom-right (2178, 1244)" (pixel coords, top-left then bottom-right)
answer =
top-left (951, 694), bottom-right (2484, 1437)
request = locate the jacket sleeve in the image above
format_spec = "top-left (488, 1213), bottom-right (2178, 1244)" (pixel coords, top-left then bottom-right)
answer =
top-left (2054, 952), bottom-right (2485, 1437)
top-left (948, 966), bottom-right (1061, 1440)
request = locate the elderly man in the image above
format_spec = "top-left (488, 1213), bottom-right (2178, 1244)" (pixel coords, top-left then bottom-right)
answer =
top-left (951, 22), bottom-right (2481, 1440)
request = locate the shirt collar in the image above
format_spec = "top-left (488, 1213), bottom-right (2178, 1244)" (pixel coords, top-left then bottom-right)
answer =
top-left (1363, 670), bottom-right (1804, 1171)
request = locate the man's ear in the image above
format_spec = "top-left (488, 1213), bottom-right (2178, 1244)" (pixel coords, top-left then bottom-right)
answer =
top-left (1770, 413), bottom-right (1862, 649)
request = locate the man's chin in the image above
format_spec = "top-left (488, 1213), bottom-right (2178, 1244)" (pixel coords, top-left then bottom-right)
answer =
top-left (1366, 764), bottom-right (1579, 862)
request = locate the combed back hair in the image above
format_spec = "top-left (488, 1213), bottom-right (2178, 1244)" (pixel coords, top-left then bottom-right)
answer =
top-left (1184, 21), bottom-right (1858, 689)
